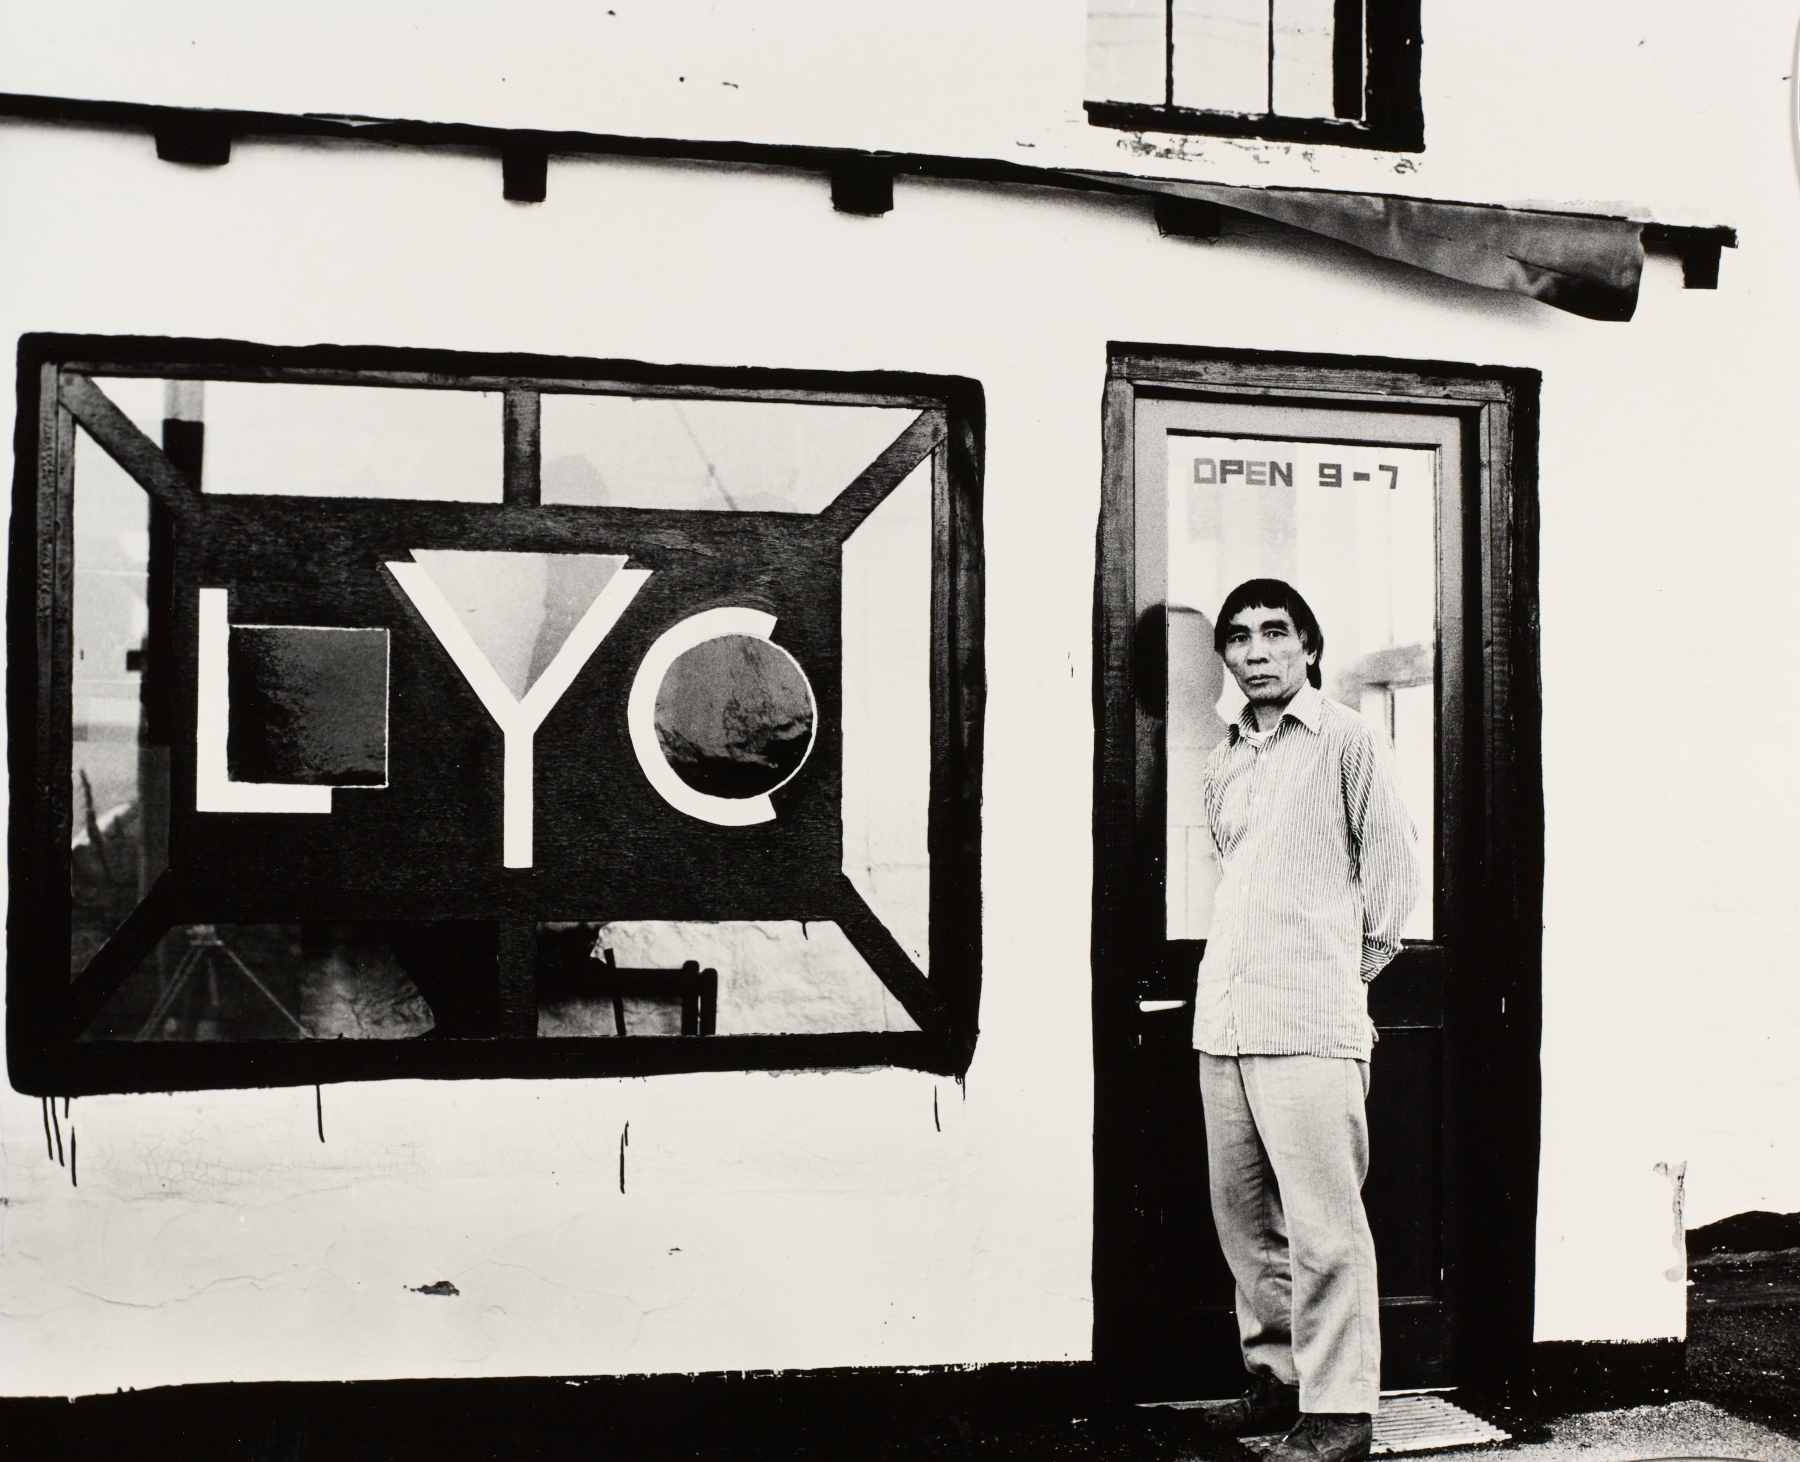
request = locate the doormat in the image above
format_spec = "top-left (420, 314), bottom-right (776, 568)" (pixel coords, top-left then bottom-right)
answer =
top-left (1238, 1393), bottom-right (1511, 1456)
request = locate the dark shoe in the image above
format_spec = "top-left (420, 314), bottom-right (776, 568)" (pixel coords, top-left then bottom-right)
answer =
top-left (1264, 1412), bottom-right (1374, 1462)
top-left (1190, 1371), bottom-right (1301, 1436)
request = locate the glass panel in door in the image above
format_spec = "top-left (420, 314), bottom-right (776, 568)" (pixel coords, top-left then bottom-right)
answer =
top-left (1163, 432), bottom-right (1438, 941)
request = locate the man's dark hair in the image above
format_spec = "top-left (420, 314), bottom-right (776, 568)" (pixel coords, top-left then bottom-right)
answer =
top-left (1213, 578), bottom-right (1324, 689)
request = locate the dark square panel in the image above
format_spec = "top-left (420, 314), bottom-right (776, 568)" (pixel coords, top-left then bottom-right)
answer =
top-left (227, 625), bottom-right (388, 786)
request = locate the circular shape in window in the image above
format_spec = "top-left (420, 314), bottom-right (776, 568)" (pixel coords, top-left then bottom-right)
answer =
top-left (652, 634), bottom-right (816, 800)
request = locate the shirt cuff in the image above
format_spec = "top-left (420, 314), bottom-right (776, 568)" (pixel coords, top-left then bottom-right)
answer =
top-left (1361, 943), bottom-right (1396, 981)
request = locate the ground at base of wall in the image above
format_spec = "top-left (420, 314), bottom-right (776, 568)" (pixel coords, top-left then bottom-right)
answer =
top-left (1687, 1245), bottom-right (1800, 1440)
top-left (1472, 1400), bottom-right (1800, 1462)
top-left (1502, 1233), bottom-right (1800, 1449)
top-left (0, 1390), bottom-right (1255, 1462)
top-left (6, 1392), bottom-right (1799, 1462)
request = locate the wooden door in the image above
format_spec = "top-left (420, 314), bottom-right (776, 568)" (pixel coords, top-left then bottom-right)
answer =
top-left (1093, 349), bottom-right (1542, 1401)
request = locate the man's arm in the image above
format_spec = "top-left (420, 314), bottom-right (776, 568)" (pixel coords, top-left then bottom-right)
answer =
top-left (1342, 726), bottom-right (1423, 981)
top-left (1200, 736), bottom-right (1231, 859)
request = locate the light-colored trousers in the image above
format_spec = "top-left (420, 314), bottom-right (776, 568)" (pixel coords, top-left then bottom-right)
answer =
top-left (1198, 1052), bottom-right (1382, 1415)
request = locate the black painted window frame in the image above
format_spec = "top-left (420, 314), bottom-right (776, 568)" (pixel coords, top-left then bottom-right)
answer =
top-left (9, 334), bottom-right (985, 1095)
top-left (1084, 0), bottom-right (1424, 152)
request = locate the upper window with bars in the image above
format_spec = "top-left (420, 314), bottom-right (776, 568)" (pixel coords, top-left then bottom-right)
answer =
top-left (1084, 0), bottom-right (1423, 152)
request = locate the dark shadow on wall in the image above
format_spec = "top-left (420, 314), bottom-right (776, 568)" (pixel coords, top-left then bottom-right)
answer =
top-left (0, 1363), bottom-right (1253, 1462)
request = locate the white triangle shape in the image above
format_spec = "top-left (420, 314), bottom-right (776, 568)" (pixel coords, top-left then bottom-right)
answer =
top-left (410, 550), bottom-right (626, 700)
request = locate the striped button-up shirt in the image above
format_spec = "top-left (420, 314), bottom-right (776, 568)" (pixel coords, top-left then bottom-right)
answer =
top-left (1192, 682), bottom-right (1421, 1061)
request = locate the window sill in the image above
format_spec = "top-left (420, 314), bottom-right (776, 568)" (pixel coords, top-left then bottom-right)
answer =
top-left (1083, 100), bottom-right (1422, 154)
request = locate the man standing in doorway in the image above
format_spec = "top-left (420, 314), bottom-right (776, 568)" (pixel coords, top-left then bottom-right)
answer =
top-left (1193, 578), bottom-right (1421, 1462)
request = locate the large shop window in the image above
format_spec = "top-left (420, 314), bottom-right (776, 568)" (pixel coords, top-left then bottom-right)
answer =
top-left (10, 338), bottom-right (984, 1094)
top-left (1084, 0), bottom-right (1423, 151)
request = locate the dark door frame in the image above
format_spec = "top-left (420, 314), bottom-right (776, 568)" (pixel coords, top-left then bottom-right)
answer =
top-left (1091, 343), bottom-right (1543, 1397)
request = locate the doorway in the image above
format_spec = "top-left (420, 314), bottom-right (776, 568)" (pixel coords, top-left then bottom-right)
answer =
top-left (1092, 346), bottom-right (1543, 1400)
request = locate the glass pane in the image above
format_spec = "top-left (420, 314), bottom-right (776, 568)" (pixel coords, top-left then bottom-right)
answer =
top-left (406, 549), bottom-right (629, 699)
top-left (1172, 0), bottom-right (1270, 115)
top-left (842, 458), bottom-right (932, 974)
top-left (70, 426), bottom-right (164, 976)
top-left (1165, 435), bottom-right (1436, 940)
top-left (1392, 683), bottom-right (1434, 937)
top-left (80, 923), bottom-right (437, 1041)
top-left (540, 395), bottom-right (920, 513)
top-left (536, 922), bottom-right (919, 1036)
top-left (1271, 0), bottom-right (1339, 119)
top-left (1087, 0), bottom-right (1167, 104)
top-left (227, 624), bottom-right (390, 786)
top-left (200, 381), bottom-right (503, 500)
top-left (654, 635), bottom-right (816, 799)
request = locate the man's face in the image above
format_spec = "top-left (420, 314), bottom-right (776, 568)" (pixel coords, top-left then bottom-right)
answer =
top-left (1220, 606), bottom-right (1315, 709)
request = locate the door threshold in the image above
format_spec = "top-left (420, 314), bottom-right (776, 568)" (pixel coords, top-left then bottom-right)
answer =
top-left (1239, 1393), bottom-right (1511, 1455)
top-left (1138, 1387), bottom-right (1451, 1409)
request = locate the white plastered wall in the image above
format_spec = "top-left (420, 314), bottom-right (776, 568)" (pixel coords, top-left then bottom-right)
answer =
top-left (1, 1), bottom-right (1798, 1394)
top-left (0, 1), bottom-right (1785, 221)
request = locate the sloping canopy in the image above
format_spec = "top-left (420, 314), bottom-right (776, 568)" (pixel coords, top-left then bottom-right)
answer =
top-left (0, 92), bottom-right (1728, 322)
top-left (1082, 174), bottom-right (1651, 321)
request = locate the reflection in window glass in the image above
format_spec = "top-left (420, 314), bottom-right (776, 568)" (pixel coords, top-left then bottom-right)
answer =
top-left (842, 458), bottom-right (932, 973)
top-left (536, 923), bottom-right (716, 1037)
top-left (540, 395), bottom-right (921, 512)
top-left (70, 427), bottom-right (162, 976)
top-left (1392, 683), bottom-right (1434, 934)
top-left (1271, 0), bottom-right (1342, 120)
top-left (1086, 0), bottom-right (1166, 105)
top-left (407, 549), bottom-right (627, 699)
top-left (1171, 0), bottom-right (1269, 115)
top-left (1165, 605), bottom-right (1227, 942)
top-left (538, 922), bottom-right (918, 1036)
top-left (1088, 0), bottom-right (1353, 121)
top-left (200, 382), bottom-right (504, 500)
top-left (80, 924), bottom-right (435, 1042)
top-left (1165, 435), bottom-right (1435, 940)
top-left (654, 635), bottom-right (816, 799)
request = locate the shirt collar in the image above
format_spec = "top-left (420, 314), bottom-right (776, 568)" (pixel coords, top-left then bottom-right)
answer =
top-left (1227, 680), bottom-right (1324, 743)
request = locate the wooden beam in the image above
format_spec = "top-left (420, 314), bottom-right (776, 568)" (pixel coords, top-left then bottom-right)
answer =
top-left (496, 919), bottom-right (538, 1038)
top-left (154, 112), bottom-right (231, 166)
top-left (58, 374), bottom-right (198, 512)
top-left (830, 160), bottom-right (895, 216)
top-left (1642, 223), bottom-right (1734, 290)
top-left (66, 871), bottom-right (183, 1039)
top-left (831, 873), bottom-right (943, 1032)
top-left (502, 138), bottom-right (548, 203)
top-left (503, 388), bottom-right (542, 505)
top-left (816, 410), bottom-right (943, 539)
top-left (1153, 195), bottom-right (1222, 241)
